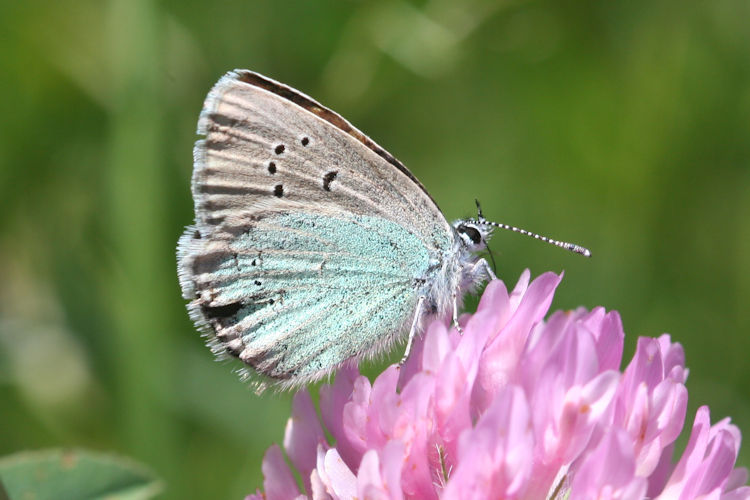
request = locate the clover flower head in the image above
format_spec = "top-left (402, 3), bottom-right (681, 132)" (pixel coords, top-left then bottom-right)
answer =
top-left (248, 271), bottom-right (750, 500)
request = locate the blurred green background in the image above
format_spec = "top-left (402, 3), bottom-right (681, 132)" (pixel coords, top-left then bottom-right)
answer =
top-left (1, 0), bottom-right (749, 498)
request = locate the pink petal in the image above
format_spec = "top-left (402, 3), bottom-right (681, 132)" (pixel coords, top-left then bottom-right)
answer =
top-left (319, 366), bottom-right (358, 467)
top-left (357, 450), bottom-right (385, 496)
top-left (398, 319), bottom-right (445, 386)
top-left (660, 406), bottom-right (713, 497)
top-left (341, 376), bottom-right (381, 461)
top-left (262, 444), bottom-right (301, 500)
top-left (419, 320), bottom-right (451, 375)
top-left (696, 430), bottom-right (741, 493)
top-left (632, 381), bottom-right (687, 477)
top-left (720, 488), bottom-right (750, 500)
top-left (655, 406), bottom-right (744, 499)
top-left (656, 334), bottom-right (686, 383)
top-left (381, 441), bottom-right (406, 500)
top-left (623, 337), bottom-right (666, 396)
top-left (726, 467), bottom-right (750, 491)
top-left (553, 371), bottom-right (620, 463)
top-left (310, 469), bottom-right (333, 500)
top-left (508, 269), bottom-right (532, 311)
top-left (474, 278), bottom-right (511, 337)
top-left (485, 385), bottom-right (534, 494)
top-left (559, 321), bottom-right (600, 387)
top-left (284, 390), bottom-right (327, 494)
top-left (646, 442), bottom-right (676, 497)
top-left (321, 448), bottom-right (357, 500)
top-left (441, 449), bottom-right (494, 500)
top-left (435, 351), bottom-right (472, 451)
top-left (371, 365), bottom-right (401, 440)
top-left (476, 272), bottom-right (561, 408)
top-left (569, 429), bottom-right (647, 500)
top-left (585, 308), bottom-right (624, 372)
top-left (650, 379), bottom-right (688, 446)
top-left (395, 376), bottom-right (439, 499)
top-left (444, 386), bottom-right (533, 499)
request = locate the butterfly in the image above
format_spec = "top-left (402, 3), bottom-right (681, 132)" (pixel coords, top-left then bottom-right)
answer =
top-left (177, 70), bottom-right (590, 389)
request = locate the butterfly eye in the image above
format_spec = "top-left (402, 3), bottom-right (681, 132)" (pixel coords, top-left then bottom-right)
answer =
top-left (457, 224), bottom-right (482, 245)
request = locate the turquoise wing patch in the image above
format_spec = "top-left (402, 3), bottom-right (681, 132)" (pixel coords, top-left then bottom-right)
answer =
top-left (182, 211), bottom-right (432, 384)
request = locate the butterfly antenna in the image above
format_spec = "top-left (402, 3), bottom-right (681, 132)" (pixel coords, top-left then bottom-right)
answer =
top-left (475, 200), bottom-right (499, 272)
top-left (486, 240), bottom-right (499, 272)
top-left (475, 199), bottom-right (485, 220)
top-left (490, 220), bottom-right (591, 257)
top-left (472, 200), bottom-right (591, 258)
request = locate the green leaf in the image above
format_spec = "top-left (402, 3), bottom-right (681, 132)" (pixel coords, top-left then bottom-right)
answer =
top-left (0, 449), bottom-right (162, 500)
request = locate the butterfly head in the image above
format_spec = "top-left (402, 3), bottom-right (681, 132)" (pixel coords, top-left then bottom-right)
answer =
top-left (453, 200), bottom-right (494, 253)
top-left (454, 220), bottom-right (493, 253)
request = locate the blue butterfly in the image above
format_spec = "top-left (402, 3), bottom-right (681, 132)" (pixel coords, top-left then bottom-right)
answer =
top-left (177, 70), bottom-right (589, 389)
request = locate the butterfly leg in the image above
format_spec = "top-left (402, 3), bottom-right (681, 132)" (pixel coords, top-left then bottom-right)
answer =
top-left (400, 295), bottom-right (426, 365)
top-left (451, 259), bottom-right (495, 336)
top-left (476, 257), bottom-right (497, 281)
top-left (452, 293), bottom-right (464, 335)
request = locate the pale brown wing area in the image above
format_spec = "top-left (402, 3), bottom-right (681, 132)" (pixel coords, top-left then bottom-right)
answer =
top-left (191, 70), bottom-right (452, 249)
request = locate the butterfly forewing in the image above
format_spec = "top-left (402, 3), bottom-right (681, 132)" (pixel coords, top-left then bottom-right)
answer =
top-left (192, 70), bottom-right (449, 241)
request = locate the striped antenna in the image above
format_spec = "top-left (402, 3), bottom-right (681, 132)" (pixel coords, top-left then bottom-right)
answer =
top-left (474, 200), bottom-right (591, 258)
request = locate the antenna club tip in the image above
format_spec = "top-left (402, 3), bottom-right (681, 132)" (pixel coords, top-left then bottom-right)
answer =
top-left (567, 243), bottom-right (592, 257)
top-left (573, 245), bottom-right (591, 257)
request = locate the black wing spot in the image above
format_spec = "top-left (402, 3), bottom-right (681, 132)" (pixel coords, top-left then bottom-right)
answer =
top-left (254, 280), bottom-right (262, 286)
top-left (268, 161), bottom-right (276, 174)
top-left (193, 230), bottom-right (201, 239)
top-left (323, 171), bottom-right (338, 191)
top-left (274, 184), bottom-right (284, 197)
top-left (202, 302), bottom-right (242, 319)
top-left (274, 144), bottom-right (285, 155)
top-left (301, 136), bottom-right (310, 146)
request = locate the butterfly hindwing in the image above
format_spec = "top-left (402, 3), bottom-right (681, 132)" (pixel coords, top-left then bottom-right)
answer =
top-left (179, 206), bottom-right (430, 385)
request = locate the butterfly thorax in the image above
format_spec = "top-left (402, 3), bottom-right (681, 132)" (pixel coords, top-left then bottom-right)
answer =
top-left (421, 219), bottom-right (494, 321)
